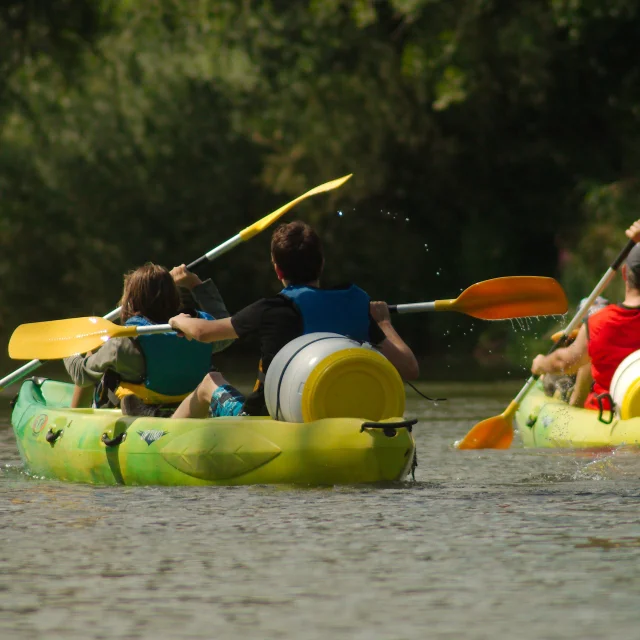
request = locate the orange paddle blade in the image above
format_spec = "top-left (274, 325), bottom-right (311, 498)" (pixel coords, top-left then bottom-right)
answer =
top-left (437, 276), bottom-right (568, 320)
top-left (8, 317), bottom-right (135, 360)
top-left (456, 415), bottom-right (514, 450)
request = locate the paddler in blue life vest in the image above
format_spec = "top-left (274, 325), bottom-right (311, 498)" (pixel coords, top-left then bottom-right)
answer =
top-left (168, 220), bottom-right (419, 418)
top-left (64, 263), bottom-right (233, 416)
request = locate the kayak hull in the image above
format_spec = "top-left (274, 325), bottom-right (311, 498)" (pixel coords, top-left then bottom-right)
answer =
top-left (10, 379), bottom-right (416, 486)
top-left (515, 382), bottom-right (640, 449)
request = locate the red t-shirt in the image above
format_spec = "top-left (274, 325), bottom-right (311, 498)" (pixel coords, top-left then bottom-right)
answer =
top-left (585, 304), bottom-right (640, 410)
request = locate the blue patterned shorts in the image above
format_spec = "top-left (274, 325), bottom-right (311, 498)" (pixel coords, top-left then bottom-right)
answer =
top-left (209, 384), bottom-right (246, 418)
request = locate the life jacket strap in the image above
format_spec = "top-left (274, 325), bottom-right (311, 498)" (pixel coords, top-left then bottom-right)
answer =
top-left (253, 359), bottom-right (265, 392)
top-left (115, 382), bottom-right (191, 405)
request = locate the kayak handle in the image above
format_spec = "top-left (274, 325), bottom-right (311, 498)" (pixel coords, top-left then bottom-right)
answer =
top-left (102, 432), bottom-right (127, 447)
top-left (45, 428), bottom-right (63, 444)
top-left (360, 418), bottom-right (418, 436)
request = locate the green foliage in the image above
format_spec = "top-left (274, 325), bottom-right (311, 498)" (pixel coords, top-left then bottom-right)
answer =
top-left (1, 0), bottom-right (640, 371)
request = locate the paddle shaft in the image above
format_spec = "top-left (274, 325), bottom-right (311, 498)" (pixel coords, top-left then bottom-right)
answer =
top-left (126, 324), bottom-right (173, 336)
top-left (510, 238), bottom-right (637, 410)
top-left (0, 175), bottom-right (353, 389)
top-left (187, 235), bottom-right (243, 271)
top-left (389, 303), bottom-right (436, 314)
top-left (0, 238), bottom-right (238, 388)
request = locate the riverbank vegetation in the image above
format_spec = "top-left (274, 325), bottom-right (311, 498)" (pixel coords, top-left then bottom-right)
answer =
top-left (1, 0), bottom-right (638, 370)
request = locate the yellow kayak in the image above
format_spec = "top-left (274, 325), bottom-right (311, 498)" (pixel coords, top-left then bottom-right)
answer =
top-left (11, 378), bottom-right (416, 485)
top-left (515, 382), bottom-right (640, 449)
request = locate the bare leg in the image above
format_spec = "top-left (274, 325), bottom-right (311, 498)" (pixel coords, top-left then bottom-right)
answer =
top-left (70, 384), bottom-right (92, 408)
top-left (570, 364), bottom-right (592, 407)
top-left (171, 371), bottom-right (229, 419)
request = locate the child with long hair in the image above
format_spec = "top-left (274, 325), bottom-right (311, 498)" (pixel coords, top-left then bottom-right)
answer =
top-left (64, 263), bottom-right (232, 415)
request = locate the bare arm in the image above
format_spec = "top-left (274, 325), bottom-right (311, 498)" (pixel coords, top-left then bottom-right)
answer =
top-left (169, 314), bottom-right (239, 343)
top-left (532, 325), bottom-right (590, 376)
top-left (371, 302), bottom-right (419, 380)
top-left (569, 363), bottom-right (593, 407)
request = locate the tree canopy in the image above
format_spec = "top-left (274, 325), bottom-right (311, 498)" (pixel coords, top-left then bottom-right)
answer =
top-left (1, 0), bottom-right (639, 368)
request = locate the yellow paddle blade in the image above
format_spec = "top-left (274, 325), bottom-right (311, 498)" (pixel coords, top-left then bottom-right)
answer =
top-left (435, 276), bottom-right (568, 320)
top-left (9, 317), bottom-right (135, 360)
top-left (239, 174), bottom-right (352, 241)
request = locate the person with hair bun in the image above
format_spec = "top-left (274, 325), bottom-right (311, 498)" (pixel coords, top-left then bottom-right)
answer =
top-left (169, 221), bottom-right (419, 419)
top-left (64, 263), bottom-right (232, 415)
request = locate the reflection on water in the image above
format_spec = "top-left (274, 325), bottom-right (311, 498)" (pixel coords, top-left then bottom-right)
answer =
top-left (3, 382), bottom-right (640, 639)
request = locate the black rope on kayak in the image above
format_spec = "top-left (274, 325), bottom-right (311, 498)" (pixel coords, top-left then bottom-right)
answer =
top-left (595, 393), bottom-right (615, 425)
top-left (410, 449), bottom-right (418, 482)
top-left (360, 418), bottom-right (418, 437)
top-left (274, 335), bottom-right (341, 421)
top-left (102, 432), bottom-right (127, 447)
top-left (404, 380), bottom-right (447, 404)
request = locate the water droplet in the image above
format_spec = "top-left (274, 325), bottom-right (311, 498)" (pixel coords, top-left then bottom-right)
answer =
top-left (337, 210), bottom-right (343, 217)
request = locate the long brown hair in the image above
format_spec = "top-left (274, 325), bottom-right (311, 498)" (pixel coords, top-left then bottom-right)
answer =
top-left (119, 263), bottom-right (181, 324)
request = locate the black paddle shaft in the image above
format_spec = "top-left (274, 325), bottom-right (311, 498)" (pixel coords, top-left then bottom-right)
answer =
top-left (187, 255), bottom-right (208, 271)
top-left (543, 237), bottom-right (637, 362)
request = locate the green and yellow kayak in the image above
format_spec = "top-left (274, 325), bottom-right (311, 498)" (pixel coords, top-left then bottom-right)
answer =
top-left (10, 379), bottom-right (416, 486)
top-left (515, 382), bottom-right (640, 449)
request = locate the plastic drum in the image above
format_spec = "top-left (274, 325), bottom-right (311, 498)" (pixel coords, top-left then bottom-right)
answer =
top-left (264, 332), bottom-right (405, 423)
top-left (611, 349), bottom-right (640, 419)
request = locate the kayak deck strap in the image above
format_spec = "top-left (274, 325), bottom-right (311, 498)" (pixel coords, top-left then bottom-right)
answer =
top-left (102, 432), bottom-right (127, 447)
top-left (360, 418), bottom-right (418, 436)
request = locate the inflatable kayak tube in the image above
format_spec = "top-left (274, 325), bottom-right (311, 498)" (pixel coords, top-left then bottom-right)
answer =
top-left (515, 381), bottom-right (640, 449)
top-left (10, 379), bottom-right (416, 486)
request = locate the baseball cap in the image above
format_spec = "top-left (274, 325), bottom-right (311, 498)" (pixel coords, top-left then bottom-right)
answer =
top-left (626, 243), bottom-right (640, 281)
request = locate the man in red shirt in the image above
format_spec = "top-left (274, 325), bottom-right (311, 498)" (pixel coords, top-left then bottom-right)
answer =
top-left (532, 220), bottom-right (640, 410)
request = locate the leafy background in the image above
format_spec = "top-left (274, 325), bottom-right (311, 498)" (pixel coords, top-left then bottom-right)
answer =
top-left (1, 0), bottom-right (639, 378)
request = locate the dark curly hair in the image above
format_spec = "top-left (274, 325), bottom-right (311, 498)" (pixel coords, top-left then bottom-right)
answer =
top-left (270, 221), bottom-right (324, 284)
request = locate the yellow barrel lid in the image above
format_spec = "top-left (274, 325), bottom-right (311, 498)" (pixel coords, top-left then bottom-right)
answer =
top-left (301, 348), bottom-right (405, 422)
top-left (620, 377), bottom-right (640, 420)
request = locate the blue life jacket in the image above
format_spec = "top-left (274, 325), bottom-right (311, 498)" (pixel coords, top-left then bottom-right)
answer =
top-left (125, 313), bottom-right (214, 396)
top-left (279, 285), bottom-right (371, 342)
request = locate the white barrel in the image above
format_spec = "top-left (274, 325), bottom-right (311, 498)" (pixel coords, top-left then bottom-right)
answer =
top-left (611, 349), bottom-right (640, 419)
top-left (264, 332), bottom-right (405, 423)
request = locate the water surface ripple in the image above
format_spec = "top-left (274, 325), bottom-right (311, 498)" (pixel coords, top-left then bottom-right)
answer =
top-left (2, 383), bottom-right (640, 639)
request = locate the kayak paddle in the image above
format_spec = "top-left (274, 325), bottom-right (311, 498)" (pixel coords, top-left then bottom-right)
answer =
top-left (389, 276), bottom-right (568, 320)
top-left (456, 239), bottom-right (637, 450)
top-left (9, 317), bottom-right (173, 361)
top-left (1, 174), bottom-right (352, 382)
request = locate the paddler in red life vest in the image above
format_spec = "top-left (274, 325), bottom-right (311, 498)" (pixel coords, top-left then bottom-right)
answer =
top-left (531, 219), bottom-right (640, 411)
top-left (168, 221), bottom-right (419, 419)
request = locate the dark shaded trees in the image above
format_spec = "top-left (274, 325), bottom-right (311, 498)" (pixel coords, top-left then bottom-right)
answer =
top-left (1, 0), bottom-right (640, 365)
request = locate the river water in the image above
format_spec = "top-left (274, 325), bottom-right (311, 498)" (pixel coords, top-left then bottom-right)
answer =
top-left (3, 382), bottom-right (640, 639)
